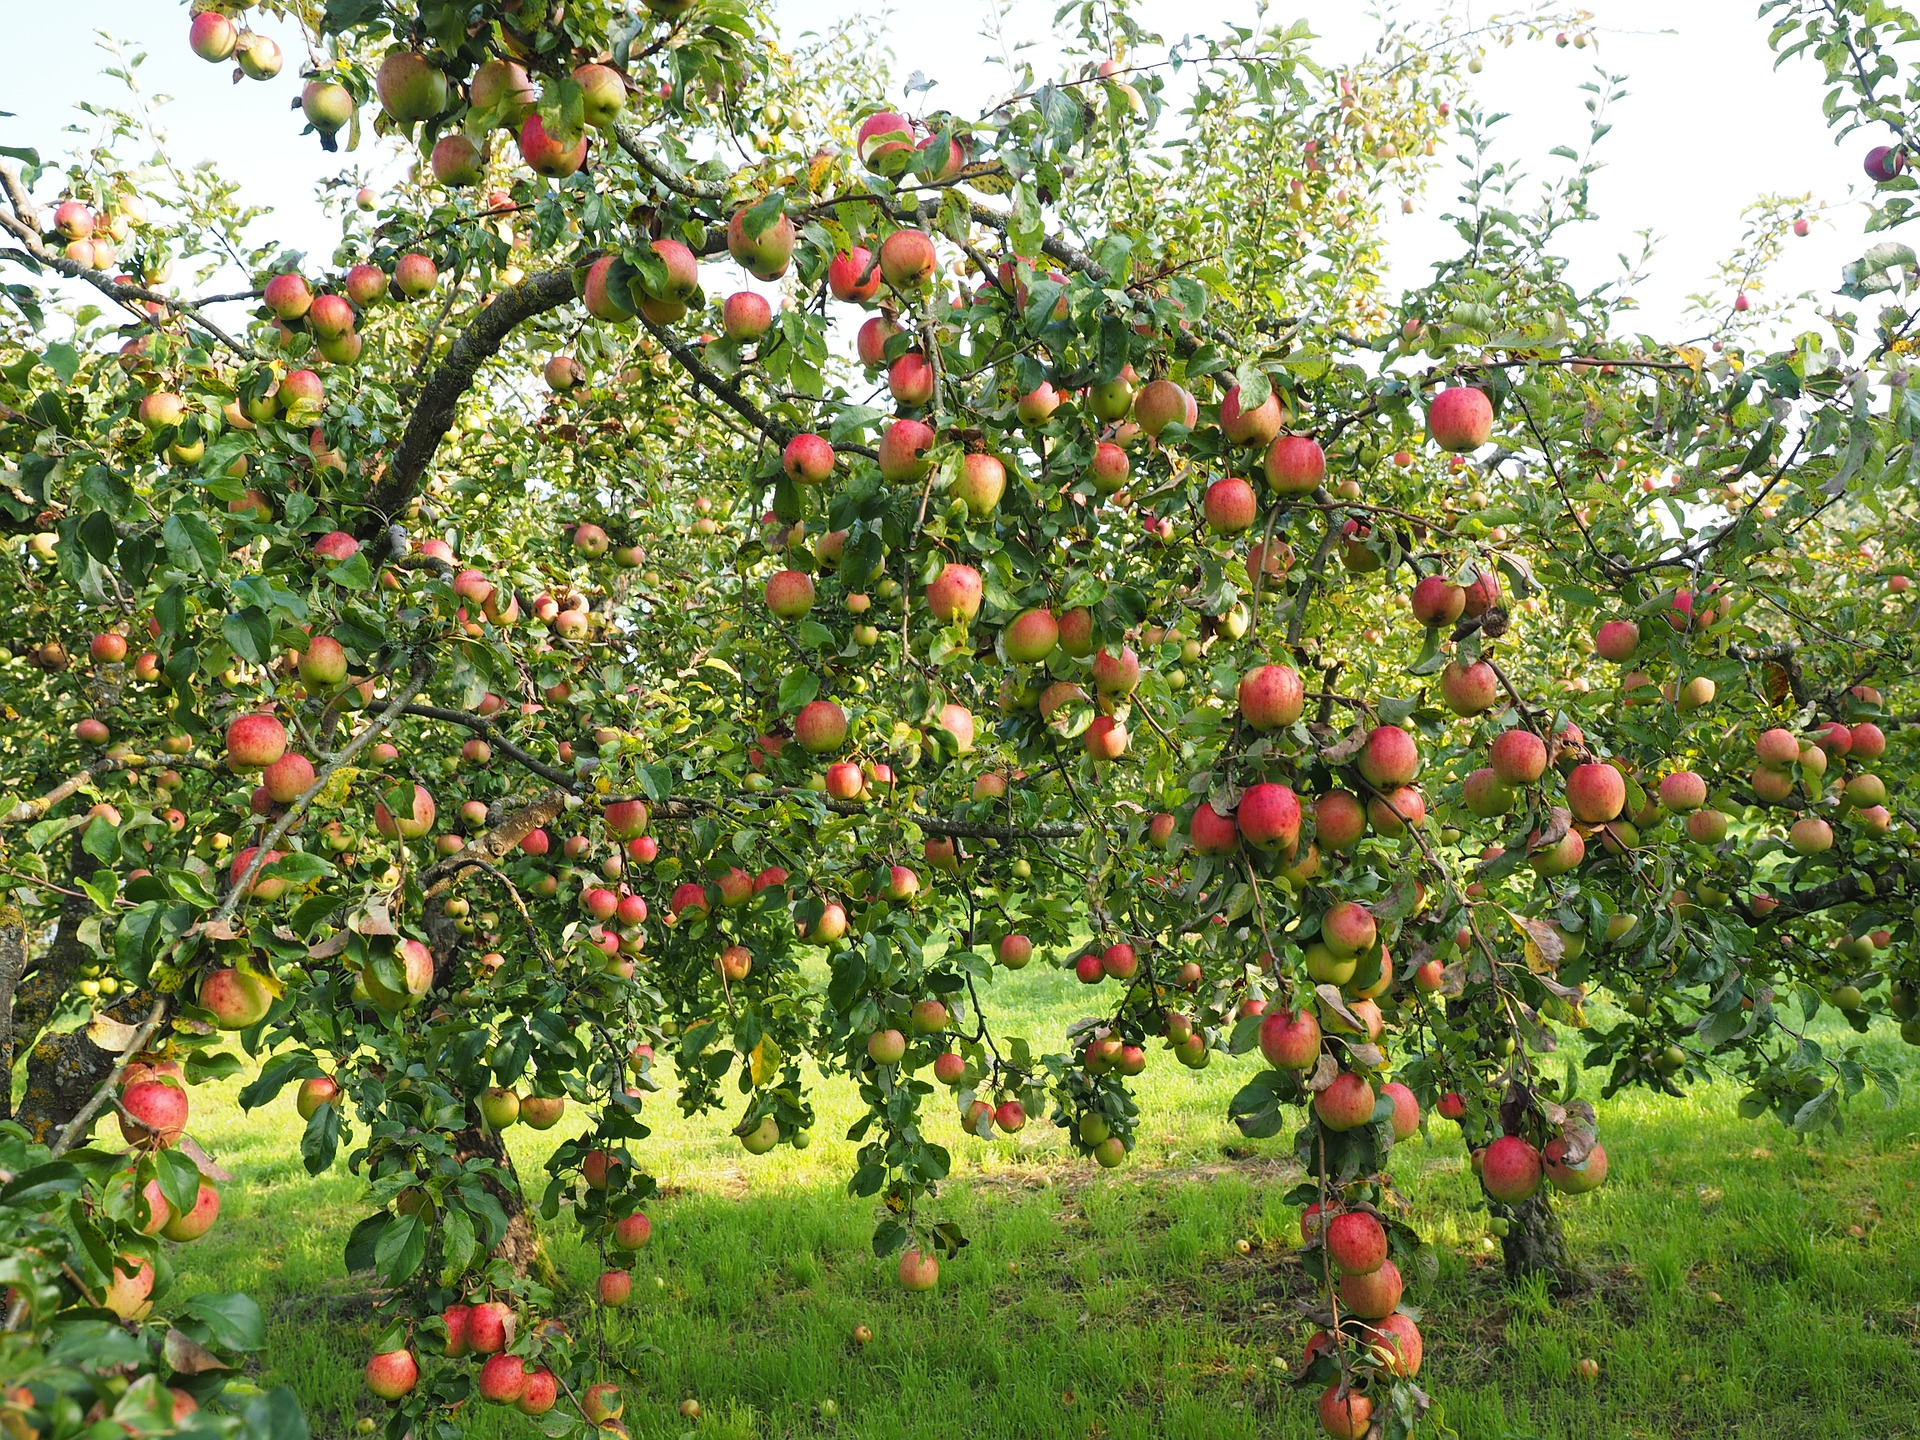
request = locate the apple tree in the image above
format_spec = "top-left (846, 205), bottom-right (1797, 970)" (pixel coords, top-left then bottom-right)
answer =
top-left (0, 0), bottom-right (1916, 1436)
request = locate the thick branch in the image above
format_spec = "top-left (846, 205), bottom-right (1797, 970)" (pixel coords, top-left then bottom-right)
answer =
top-left (358, 267), bottom-right (580, 540)
top-left (609, 124), bottom-right (730, 201)
top-left (1, 755), bottom-right (139, 826)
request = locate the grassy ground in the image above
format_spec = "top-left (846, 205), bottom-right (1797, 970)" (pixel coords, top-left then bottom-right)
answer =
top-left (174, 961), bottom-right (1920, 1440)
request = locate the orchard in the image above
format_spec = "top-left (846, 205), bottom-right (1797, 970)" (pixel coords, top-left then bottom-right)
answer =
top-left (0, 0), bottom-right (1917, 1437)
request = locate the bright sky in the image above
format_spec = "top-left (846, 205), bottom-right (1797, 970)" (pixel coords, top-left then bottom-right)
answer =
top-left (0, 2), bottom-right (1894, 345)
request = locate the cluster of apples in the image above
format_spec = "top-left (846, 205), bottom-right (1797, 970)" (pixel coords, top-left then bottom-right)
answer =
top-left (43, 192), bottom-right (149, 273)
top-left (97, 1060), bottom-right (223, 1323)
top-left (187, 10), bottom-right (282, 81)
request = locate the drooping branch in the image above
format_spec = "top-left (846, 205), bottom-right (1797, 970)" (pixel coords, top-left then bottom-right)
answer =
top-left (357, 266), bottom-right (581, 541)
top-left (399, 704), bottom-right (1084, 840)
top-left (224, 656), bottom-right (438, 908)
top-left (0, 166), bottom-right (261, 358)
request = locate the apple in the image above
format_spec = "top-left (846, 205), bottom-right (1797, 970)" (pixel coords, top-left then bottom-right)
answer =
top-left (119, 1079), bottom-right (188, 1148)
top-left (1313, 1072), bottom-right (1376, 1130)
top-left (1263, 434), bottom-right (1326, 493)
top-left (1543, 1138), bottom-right (1608, 1194)
top-left (296, 1075), bottom-right (338, 1119)
top-left (1134, 379), bottom-right (1194, 437)
top-left (1219, 384), bottom-right (1283, 445)
top-left (878, 417), bottom-right (936, 480)
top-left (365, 1349), bottom-right (419, 1400)
top-left (953, 453), bottom-right (1006, 517)
top-left (263, 272), bottom-right (313, 320)
top-left (765, 569), bottom-right (815, 619)
top-left (925, 563), bottom-right (983, 623)
top-left (1318, 1386), bottom-right (1373, 1440)
top-left (1439, 658), bottom-right (1499, 716)
top-left (162, 1180), bottom-right (221, 1242)
top-left (444, 1301), bottom-right (501, 1359)
top-left (1428, 385), bottom-right (1493, 450)
top-left (302, 82), bottom-right (355, 140)
top-left (1189, 801), bottom-right (1238, 855)
top-left (897, 1248), bottom-right (939, 1292)
top-left (1321, 901), bottom-right (1376, 958)
top-left (1356, 726), bottom-right (1419, 787)
top-left (1409, 575), bottom-right (1465, 626)
top-left (1326, 1211), bottom-right (1387, 1274)
top-left (1481, 1135), bottom-right (1543, 1202)
top-left (1238, 663), bottom-right (1304, 729)
top-left (879, 229), bottom-right (938, 289)
top-left (374, 783), bottom-right (437, 840)
top-left (1566, 762), bottom-right (1625, 823)
top-left (727, 205), bottom-right (797, 280)
top-left (394, 252), bottom-right (438, 298)
top-left (188, 11), bottom-right (237, 61)
top-left (1382, 1081), bottom-right (1420, 1139)
top-left (1866, 144), bottom-right (1906, 182)
top-left (1017, 382), bottom-right (1061, 424)
top-left (1258, 1008), bottom-right (1321, 1069)
top-left (573, 62), bottom-right (627, 128)
top-left (478, 1353), bottom-right (528, 1403)
top-left (1594, 619), bottom-right (1640, 662)
top-left (1489, 733), bottom-right (1551, 791)
top-left (1313, 790), bottom-right (1366, 850)
top-left (262, 752), bottom-right (315, 805)
top-left (201, 967), bottom-right (273, 1028)
top-left (1658, 771), bottom-right (1706, 811)
top-left (518, 115), bottom-right (588, 177)
top-left (1204, 477), bottom-right (1258, 533)
top-left (1238, 783), bottom-right (1301, 851)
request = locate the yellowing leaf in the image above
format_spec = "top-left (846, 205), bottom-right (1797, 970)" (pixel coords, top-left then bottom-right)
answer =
top-left (750, 1036), bottom-right (781, 1087)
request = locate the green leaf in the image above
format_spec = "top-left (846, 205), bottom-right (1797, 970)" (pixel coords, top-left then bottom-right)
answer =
top-left (183, 1292), bottom-right (266, 1352)
top-left (1231, 361), bottom-right (1271, 411)
top-left (237, 1388), bottom-right (310, 1440)
top-left (39, 342), bottom-right (79, 382)
top-left (162, 512), bottom-right (222, 574)
top-left (155, 1149), bottom-right (203, 1218)
top-left (373, 1211), bottom-right (426, 1283)
top-left (438, 1205), bottom-right (477, 1285)
top-left (300, 1101), bottom-right (340, 1175)
top-left (342, 1212), bottom-right (387, 1273)
top-left (777, 669), bottom-right (820, 711)
top-left (220, 607), bottom-right (275, 667)
top-left (77, 511), bottom-right (116, 564)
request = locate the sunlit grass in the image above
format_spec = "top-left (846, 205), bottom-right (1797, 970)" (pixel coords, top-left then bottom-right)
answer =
top-left (176, 965), bottom-right (1920, 1439)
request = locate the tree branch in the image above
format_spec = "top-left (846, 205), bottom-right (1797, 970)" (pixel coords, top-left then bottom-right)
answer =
top-left (357, 266), bottom-right (580, 541)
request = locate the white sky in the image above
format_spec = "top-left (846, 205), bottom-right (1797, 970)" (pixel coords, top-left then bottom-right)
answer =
top-left (0, 2), bottom-right (1894, 345)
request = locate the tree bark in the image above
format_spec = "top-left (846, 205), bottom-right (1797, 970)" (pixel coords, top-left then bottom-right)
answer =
top-left (0, 901), bottom-right (27, 1120)
top-left (1495, 1191), bottom-right (1576, 1290)
top-left (456, 1120), bottom-right (551, 1283)
top-left (13, 845), bottom-right (138, 1143)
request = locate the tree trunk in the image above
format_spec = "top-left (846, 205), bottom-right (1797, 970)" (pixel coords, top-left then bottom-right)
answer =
top-left (1496, 1191), bottom-right (1576, 1290)
top-left (456, 1118), bottom-right (551, 1282)
top-left (14, 846), bottom-right (142, 1143)
top-left (0, 900), bottom-right (27, 1120)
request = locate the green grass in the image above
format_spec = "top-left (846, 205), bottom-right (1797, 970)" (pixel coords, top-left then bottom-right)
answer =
top-left (176, 962), bottom-right (1920, 1439)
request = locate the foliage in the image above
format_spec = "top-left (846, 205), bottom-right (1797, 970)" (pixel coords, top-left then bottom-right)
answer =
top-left (0, 0), bottom-right (1915, 1436)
